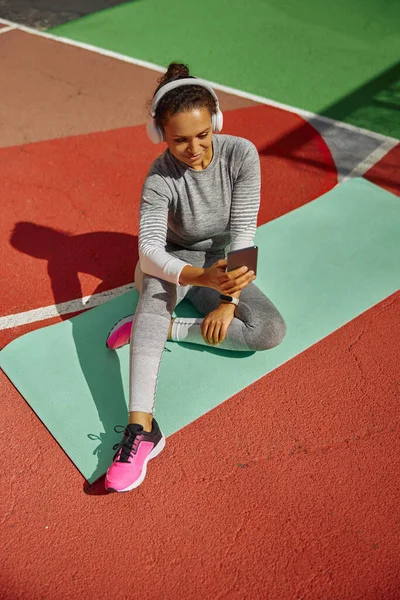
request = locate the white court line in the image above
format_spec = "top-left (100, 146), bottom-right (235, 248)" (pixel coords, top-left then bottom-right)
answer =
top-left (0, 25), bottom-right (17, 34)
top-left (0, 18), bottom-right (398, 331)
top-left (0, 284), bottom-right (135, 330)
top-left (0, 17), bottom-right (398, 145)
top-left (342, 139), bottom-right (398, 182)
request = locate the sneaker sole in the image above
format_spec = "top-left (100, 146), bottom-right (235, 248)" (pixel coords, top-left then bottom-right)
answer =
top-left (105, 433), bottom-right (166, 493)
top-left (105, 315), bottom-right (133, 349)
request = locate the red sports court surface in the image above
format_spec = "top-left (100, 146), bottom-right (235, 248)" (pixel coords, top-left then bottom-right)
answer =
top-left (1, 25), bottom-right (399, 600)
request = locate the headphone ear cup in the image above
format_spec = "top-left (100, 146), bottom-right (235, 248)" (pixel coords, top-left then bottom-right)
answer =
top-left (212, 109), bottom-right (223, 133)
top-left (146, 117), bottom-right (164, 144)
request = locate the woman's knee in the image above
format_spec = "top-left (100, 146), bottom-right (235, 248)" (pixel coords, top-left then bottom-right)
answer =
top-left (139, 275), bottom-right (178, 316)
top-left (245, 313), bottom-right (286, 351)
top-left (265, 314), bottom-right (287, 349)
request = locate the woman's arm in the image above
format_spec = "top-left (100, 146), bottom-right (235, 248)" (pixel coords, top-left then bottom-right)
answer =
top-left (139, 172), bottom-right (191, 284)
top-left (229, 140), bottom-right (261, 252)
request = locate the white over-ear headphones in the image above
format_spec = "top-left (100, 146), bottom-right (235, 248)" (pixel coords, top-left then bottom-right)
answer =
top-left (146, 78), bottom-right (223, 144)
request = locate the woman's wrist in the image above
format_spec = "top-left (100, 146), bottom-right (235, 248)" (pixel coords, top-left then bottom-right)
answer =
top-left (179, 265), bottom-right (206, 286)
top-left (218, 301), bottom-right (236, 313)
top-left (219, 289), bottom-right (240, 310)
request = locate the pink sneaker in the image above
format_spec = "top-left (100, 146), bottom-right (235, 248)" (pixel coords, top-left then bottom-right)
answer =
top-left (105, 420), bottom-right (165, 492)
top-left (106, 315), bottom-right (134, 350)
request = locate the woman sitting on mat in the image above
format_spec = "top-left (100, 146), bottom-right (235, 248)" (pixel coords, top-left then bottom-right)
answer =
top-left (104, 62), bottom-right (286, 493)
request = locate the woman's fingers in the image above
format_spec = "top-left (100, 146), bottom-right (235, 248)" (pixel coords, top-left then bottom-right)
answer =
top-left (221, 271), bottom-right (256, 294)
top-left (228, 265), bottom-right (249, 279)
top-left (225, 267), bottom-right (253, 286)
top-left (201, 319), bottom-right (209, 343)
top-left (206, 322), bottom-right (214, 344)
top-left (202, 319), bottom-right (215, 345)
top-left (207, 263), bottom-right (256, 294)
top-left (216, 259), bottom-right (227, 268)
top-left (202, 318), bottom-right (223, 345)
top-left (231, 269), bottom-right (254, 285)
top-left (219, 321), bottom-right (229, 343)
top-left (213, 323), bottom-right (222, 345)
top-left (208, 322), bottom-right (217, 345)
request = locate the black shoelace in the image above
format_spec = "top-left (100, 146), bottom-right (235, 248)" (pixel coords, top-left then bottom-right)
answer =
top-left (112, 425), bottom-right (141, 463)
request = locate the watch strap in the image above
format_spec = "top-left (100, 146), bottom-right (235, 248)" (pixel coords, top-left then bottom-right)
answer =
top-left (219, 294), bottom-right (239, 306)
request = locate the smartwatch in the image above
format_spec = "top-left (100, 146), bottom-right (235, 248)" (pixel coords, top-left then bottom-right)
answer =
top-left (219, 294), bottom-right (239, 306)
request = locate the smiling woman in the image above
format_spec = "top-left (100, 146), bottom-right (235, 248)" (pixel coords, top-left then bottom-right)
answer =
top-left (103, 62), bottom-right (286, 493)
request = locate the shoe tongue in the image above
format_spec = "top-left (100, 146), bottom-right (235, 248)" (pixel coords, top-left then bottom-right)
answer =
top-left (127, 423), bottom-right (144, 434)
top-left (117, 423), bottom-right (144, 463)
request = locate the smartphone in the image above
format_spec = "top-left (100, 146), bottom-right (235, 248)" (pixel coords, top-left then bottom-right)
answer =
top-left (227, 245), bottom-right (258, 276)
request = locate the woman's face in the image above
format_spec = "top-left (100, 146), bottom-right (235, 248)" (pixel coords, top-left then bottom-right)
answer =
top-left (163, 107), bottom-right (213, 170)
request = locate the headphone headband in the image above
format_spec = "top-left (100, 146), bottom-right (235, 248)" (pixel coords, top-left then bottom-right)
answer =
top-left (150, 78), bottom-right (220, 117)
top-left (146, 77), bottom-right (223, 143)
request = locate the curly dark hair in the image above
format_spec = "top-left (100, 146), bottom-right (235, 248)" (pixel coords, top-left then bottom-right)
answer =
top-left (152, 62), bottom-right (217, 129)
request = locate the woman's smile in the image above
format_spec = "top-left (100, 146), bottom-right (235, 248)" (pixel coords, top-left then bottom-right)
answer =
top-left (187, 151), bottom-right (203, 161)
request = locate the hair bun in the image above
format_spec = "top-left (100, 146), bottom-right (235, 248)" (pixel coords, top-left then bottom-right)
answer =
top-left (157, 62), bottom-right (191, 87)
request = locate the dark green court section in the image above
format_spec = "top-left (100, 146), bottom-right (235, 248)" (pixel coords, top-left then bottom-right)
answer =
top-left (49, 0), bottom-right (400, 138)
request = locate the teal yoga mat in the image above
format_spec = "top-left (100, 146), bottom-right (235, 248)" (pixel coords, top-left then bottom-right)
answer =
top-left (1, 178), bottom-right (399, 483)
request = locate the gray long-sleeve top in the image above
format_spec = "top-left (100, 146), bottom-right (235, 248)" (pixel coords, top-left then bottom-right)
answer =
top-left (139, 134), bottom-right (261, 284)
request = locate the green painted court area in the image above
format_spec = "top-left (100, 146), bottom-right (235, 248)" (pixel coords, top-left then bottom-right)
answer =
top-left (1, 178), bottom-right (399, 483)
top-left (49, 0), bottom-right (400, 137)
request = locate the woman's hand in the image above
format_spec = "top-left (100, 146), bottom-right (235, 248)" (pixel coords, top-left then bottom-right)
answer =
top-left (201, 259), bottom-right (255, 294)
top-left (201, 303), bottom-right (236, 345)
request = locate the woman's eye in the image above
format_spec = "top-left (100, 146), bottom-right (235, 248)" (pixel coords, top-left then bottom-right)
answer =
top-left (175, 133), bottom-right (207, 143)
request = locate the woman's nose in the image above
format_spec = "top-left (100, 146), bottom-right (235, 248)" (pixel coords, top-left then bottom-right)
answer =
top-left (188, 140), bottom-right (200, 154)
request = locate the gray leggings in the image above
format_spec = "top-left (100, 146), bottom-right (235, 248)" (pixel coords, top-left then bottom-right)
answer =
top-left (129, 263), bottom-right (286, 415)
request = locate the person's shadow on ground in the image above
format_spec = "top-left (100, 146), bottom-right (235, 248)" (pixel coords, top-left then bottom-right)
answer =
top-left (11, 222), bottom-right (139, 492)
